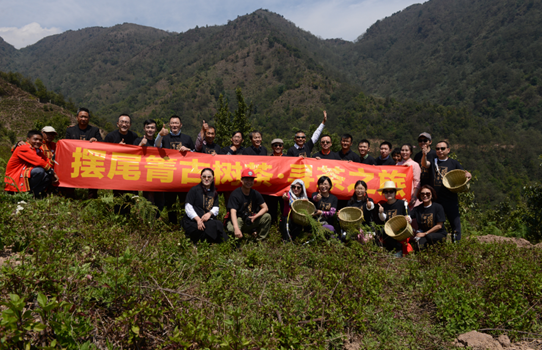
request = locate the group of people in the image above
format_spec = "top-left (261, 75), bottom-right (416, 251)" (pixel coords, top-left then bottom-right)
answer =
top-left (4, 108), bottom-right (472, 254)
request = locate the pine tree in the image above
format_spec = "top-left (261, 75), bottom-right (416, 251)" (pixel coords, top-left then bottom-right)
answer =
top-left (214, 88), bottom-right (254, 148)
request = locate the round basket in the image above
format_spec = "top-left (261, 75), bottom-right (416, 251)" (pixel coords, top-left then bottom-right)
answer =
top-left (442, 169), bottom-right (470, 193)
top-left (338, 207), bottom-right (364, 229)
top-left (384, 215), bottom-right (413, 241)
top-left (290, 200), bottom-right (316, 226)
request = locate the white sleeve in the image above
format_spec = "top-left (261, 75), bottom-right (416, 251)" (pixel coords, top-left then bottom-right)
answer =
top-left (379, 212), bottom-right (387, 221)
top-left (211, 206), bottom-right (219, 217)
top-left (366, 201), bottom-right (375, 210)
top-left (310, 123), bottom-right (325, 145)
top-left (154, 134), bottom-right (163, 148)
top-left (185, 203), bottom-right (198, 220)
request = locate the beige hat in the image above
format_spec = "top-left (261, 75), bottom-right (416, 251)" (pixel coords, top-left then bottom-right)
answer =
top-left (271, 138), bottom-right (283, 145)
top-left (377, 181), bottom-right (403, 191)
top-left (41, 126), bottom-right (57, 134)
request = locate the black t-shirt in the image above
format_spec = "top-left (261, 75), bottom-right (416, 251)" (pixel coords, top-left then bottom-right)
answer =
top-left (412, 203), bottom-right (446, 234)
top-left (161, 133), bottom-right (195, 150)
top-left (374, 199), bottom-right (409, 225)
top-left (200, 143), bottom-right (222, 155)
top-left (222, 146), bottom-right (245, 155)
top-left (346, 197), bottom-right (374, 223)
top-left (227, 187), bottom-right (265, 216)
top-left (311, 151), bottom-right (341, 160)
top-left (311, 192), bottom-right (339, 212)
top-left (338, 149), bottom-right (361, 162)
top-left (375, 156), bottom-right (395, 165)
top-left (414, 149), bottom-right (437, 185)
top-left (133, 137), bottom-right (156, 147)
top-left (242, 146), bottom-right (267, 156)
top-left (286, 142), bottom-right (315, 157)
top-left (428, 158), bottom-right (464, 203)
top-left (104, 130), bottom-right (138, 145)
top-left (65, 125), bottom-right (103, 141)
top-left (359, 154), bottom-right (377, 165)
top-left (185, 184), bottom-right (219, 219)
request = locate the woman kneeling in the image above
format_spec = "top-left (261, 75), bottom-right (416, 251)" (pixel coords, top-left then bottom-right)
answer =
top-left (182, 168), bottom-right (227, 244)
top-left (411, 185), bottom-right (447, 250)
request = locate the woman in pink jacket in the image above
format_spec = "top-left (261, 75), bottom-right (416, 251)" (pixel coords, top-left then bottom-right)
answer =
top-left (397, 144), bottom-right (421, 208)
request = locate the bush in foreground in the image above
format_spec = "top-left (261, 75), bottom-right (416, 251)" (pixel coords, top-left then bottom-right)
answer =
top-left (0, 195), bottom-right (541, 349)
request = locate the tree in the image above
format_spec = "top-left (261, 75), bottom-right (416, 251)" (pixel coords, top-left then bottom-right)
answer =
top-left (214, 88), bottom-right (253, 148)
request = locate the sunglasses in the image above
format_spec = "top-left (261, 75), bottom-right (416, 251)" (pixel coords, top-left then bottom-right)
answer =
top-left (420, 192), bottom-right (431, 197)
top-left (321, 141), bottom-right (331, 144)
top-left (272, 144), bottom-right (283, 148)
top-left (436, 147), bottom-right (447, 151)
top-left (418, 139), bottom-right (429, 143)
top-left (291, 185), bottom-right (302, 190)
top-left (295, 136), bottom-right (306, 139)
top-left (382, 190), bottom-right (396, 194)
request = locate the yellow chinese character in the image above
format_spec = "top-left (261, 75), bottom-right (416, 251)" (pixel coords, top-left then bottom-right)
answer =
top-left (71, 147), bottom-right (107, 179)
top-left (287, 164), bottom-right (314, 188)
top-left (378, 170), bottom-right (407, 196)
top-left (348, 168), bottom-right (376, 194)
top-left (316, 165), bottom-right (346, 191)
top-left (107, 152), bottom-right (142, 180)
top-left (144, 155), bottom-right (178, 183)
top-left (178, 158), bottom-right (211, 185)
top-left (213, 161), bottom-right (243, 186)
top-left (246, 162), bottom-right (273, 187)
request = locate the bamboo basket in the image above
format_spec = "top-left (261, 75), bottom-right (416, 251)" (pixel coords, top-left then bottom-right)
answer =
top-left (384, 215), bottom-right (413, 241)
top-left (338, 207), bottom-right (364, 229)
top-left (290, 200), bottom-right (316, 226)
top-left (443, 169), bottom-right (470, 193)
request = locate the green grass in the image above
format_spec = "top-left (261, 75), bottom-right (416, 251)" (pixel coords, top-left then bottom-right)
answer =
top-left (0, 194), bottom-right (541, 349)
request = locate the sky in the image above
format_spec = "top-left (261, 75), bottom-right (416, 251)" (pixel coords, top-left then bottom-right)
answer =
top-left (0, 0), bottom-right (424, 49)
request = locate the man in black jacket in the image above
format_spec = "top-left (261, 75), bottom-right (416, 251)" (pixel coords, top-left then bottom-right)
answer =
top-left (63, 107), bottom-right (102, 198)
top-left (158, 115), bottom-right (195, 225)
top-left (65, 107), bottom-right (102, 142)
top-left (286, 111), bottom-right (327, 157)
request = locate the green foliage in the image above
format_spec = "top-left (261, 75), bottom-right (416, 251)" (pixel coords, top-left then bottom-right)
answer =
top-left (0, 194), bottom-right (541, 348)
top-left (522, 183), bottom-right (542, 242)
top-left (214, 88), bottom-right (254, 148)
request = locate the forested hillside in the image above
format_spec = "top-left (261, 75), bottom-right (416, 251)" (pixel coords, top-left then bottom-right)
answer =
top-left (0, 3), bottom-right (541, 206)
top-left (348, 0), bottom-right (542, 132)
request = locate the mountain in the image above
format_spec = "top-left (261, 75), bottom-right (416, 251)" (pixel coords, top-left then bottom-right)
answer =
top-left (348, 0), bottom-right (542, 131)
top-left (0, 37), bottom-right (19, 68)
top-left (0, 6), bottom-right (541, 206)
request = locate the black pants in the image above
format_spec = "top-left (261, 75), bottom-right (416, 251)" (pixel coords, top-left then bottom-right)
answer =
top-left (164, 192), bottom-right (187, 224)
top-left (437, 200), bottom-right (461, 242)
top-left (263, 195), bottom-right (283, 225)
top-left (29, 167), bottom-right (53, 198)
top-left (414, 231), bottom-right (447, 251)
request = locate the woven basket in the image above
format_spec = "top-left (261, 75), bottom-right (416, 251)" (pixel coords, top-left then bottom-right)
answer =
top-left (291, 200), bottom-right (316, 226)
top-left (442, 169), bottom-right (470, 193)
top-left (384, 215), bottom-right (413, 241)
top-left (338, 207), bottom-right (364, 229)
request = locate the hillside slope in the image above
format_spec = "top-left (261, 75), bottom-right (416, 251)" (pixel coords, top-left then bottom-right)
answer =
top-left (349, 0), bottom-right (542, 131)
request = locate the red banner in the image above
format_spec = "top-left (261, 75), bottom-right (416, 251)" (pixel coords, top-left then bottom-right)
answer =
top-left (55, 140), bottom-right (413, 201)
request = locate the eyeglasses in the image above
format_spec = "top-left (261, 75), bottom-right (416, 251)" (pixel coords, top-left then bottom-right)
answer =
top-left (291, 186), bottom-right (302, 190)
top-left (418, 139), bottom-right (429, 143)
top-left (201, 176), bottom-right (213, 179)
top-left (436, 147), bottom-right (447, 151)
top-left (272, 144), bottom-right (283, 148)
top-left (382, 190), bottom-right (396, 194)
top-left (321, 141), bottom-right (331, 144)
top-left (420, 192), bottom-right (431, 197)
top-left (295, 136), bottom-right (306, 139)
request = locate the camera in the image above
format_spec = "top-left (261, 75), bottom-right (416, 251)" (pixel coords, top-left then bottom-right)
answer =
top-left (239, 210), bottom-right (253, 226)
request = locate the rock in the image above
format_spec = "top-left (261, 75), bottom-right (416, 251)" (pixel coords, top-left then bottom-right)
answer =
top-left (455, 331), bottom-right (503, 350)
top-left (475, 235), bottom-right (533, 249)
top-left (497, 334), bottom-right (511, 347)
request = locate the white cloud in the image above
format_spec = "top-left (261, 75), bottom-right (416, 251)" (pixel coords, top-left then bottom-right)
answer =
top-left (0, 23), bottom-right (62, 49)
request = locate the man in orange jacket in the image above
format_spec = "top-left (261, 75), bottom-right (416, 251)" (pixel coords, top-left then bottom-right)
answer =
top-left (40, 126), bottom-right (57, 165)
top-left (5, 130), bottom-right (58, 197)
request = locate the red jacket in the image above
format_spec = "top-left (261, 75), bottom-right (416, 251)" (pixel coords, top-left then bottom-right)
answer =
top-left (4, 143), bottom-right (52, 192)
